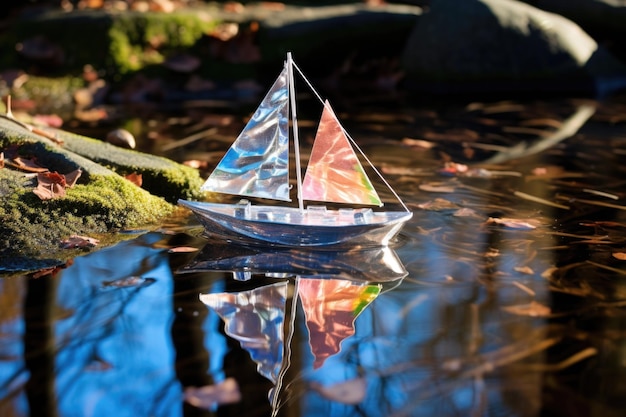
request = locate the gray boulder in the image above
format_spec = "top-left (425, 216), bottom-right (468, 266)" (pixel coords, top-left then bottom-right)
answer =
top-left (401, 0), bottom-right (626, 95)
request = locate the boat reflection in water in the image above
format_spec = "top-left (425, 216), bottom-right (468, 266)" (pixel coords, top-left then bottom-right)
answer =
top-left (178, 242), bottom-right (407, 414)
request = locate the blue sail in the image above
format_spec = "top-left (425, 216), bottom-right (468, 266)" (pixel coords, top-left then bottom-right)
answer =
top-left (201, 67), bottom-right (290, 201)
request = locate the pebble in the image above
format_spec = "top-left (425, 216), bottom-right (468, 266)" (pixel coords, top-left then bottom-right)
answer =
top-left (106, 128), bottom-right (136, 149)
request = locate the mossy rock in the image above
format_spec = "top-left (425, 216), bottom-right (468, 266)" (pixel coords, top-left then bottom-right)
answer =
top-left (0, 116), bottom-right (204, 273)
top-left (0, 6), bottom-right (222, 79)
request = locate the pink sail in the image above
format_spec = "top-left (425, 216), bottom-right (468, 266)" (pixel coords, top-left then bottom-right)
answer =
top-left (298, 278), bottom-right (380, 369)
top-left (302, 101), bottom-right (382, 206)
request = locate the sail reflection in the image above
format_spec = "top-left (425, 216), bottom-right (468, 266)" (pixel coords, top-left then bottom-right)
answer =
top-left (183, 242), bottom-right (407, 411)
top-left (200, 281), bottom-right (288, 384)
top-left (298, 278), bottom-right (381, 369)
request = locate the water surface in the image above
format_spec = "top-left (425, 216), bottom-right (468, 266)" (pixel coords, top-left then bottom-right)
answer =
top-left (2, 95), bottom-right (626, 416)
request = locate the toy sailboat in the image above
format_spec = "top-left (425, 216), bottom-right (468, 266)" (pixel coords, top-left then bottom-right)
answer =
top-left (178, 52), bottom-right (412, 247)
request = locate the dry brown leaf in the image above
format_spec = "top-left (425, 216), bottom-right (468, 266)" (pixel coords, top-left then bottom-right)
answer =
top-left (514, 266), bottom-right (534, 275)
top-left (310, 377), bottom-right (367, 405)
top-left (125, 172), bottom-right (143, 187)
top-left (10, 157), bottom-right (48, 172)
top-left (501, 301), bottom-right (551, 317)
top-left (168, 246), bottom-right (199, 253)
top-left (33, 169), bottom-right (82, 200)
top-left (486, 217), bottom-right (538, 230)
top-left (102, 276), bottom-right (154, 288)
top-left (417, 198), bottom-right (460, 211)
top-left (60, 235), bottom-right (100, 249)
top-left (453, 207), bottom-right (482, 218)
top-left (184, 378), bottom-right (241, 409)
top-left (419, 183), bottom-right (456, 193)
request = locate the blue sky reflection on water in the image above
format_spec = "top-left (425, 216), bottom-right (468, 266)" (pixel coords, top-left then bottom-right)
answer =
top-left (53, 232), bottom-right (182, 417)
top-left (0, 223), bottom-right (555, 417)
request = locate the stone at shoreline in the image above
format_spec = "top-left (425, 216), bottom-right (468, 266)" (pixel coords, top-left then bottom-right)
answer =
top-left (401, 0), bottom-right (626, 96)
top-left (0, 116), bottom-right (204, 273)
top-left (526, 0), bottom-right (626, 61)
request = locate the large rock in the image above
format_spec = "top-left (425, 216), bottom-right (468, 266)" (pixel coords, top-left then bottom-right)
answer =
top-left (401, 0), bottom-right (626, 95)
top-left (0, 116), bottom-right (204, 273)
top-left (527, 0), bottom-right (626, 61)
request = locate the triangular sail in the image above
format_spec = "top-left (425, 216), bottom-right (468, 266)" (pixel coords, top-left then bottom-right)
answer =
top-left (201, 67), bottom-right (291, 201)
top-left (301, 101), bottom-right (382, 206)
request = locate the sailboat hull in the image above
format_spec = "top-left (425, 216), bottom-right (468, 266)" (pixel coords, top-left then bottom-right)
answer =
top-left (179, 200), bottom-right (413, 248)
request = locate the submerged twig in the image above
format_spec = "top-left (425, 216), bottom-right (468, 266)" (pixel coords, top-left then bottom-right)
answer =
top-left (523, 347), bottom-right (598, 372)
top-left (514, 190), bottom-right (570, 210)
top-left (485, 103), bottom-right (596, 164)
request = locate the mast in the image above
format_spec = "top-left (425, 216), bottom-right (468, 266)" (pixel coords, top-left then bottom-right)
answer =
top-left (287, 52), bottom-right (304, 213)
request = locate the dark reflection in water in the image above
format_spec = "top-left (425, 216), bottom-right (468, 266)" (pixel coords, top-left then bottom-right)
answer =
top-left (2, 96), bottom-right (626, 416)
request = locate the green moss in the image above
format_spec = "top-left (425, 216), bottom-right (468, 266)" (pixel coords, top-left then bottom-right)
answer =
top-left (0, 116), bottom-right (205, 202)
top-left (51, 127), bottom-right (205, 202)
top-left (0, 116), bottom-right (203, 271)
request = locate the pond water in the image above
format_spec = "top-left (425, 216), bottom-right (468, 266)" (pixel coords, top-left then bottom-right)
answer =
top-left (2, 92), bottom-right (626, 417)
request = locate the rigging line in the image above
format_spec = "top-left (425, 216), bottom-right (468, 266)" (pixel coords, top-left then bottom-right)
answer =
top-left (292, 61), bottom-right (411, 212)
top-left (287, 53), bottom-right (305, 212)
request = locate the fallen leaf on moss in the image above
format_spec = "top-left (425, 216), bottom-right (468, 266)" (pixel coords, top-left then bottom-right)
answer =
top-left (125, 172), bottom-right (142, 187)
top-left (60, 235), bottom-right (100, 249)
top-left (33, 181), bottom-right (65, 199)
top-left (64, 169), bottom-right (82, 187)
top-left (0, 152), bottom-right (3, 169)
top-left (9, 156), bottom-right (48, 172)
top-left (33, 169), bottom-right (82, 200)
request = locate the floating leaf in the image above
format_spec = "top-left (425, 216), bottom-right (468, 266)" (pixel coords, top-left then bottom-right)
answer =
top-left (501, 301), bottom-right (551, 317)
top-left (60, 235), bottom-right (99, 249)
top-left (453, 207), bottom-right (482, 218)
top-left (184, 378), bottom-right (242, 409)
top-left (612, 252), bottom-right (626, 261)
top-left (514, 266), bottom-right (534, 275)
top-left (102, 276), bottom-right (155, 288)
top-left (168, 246), bottom-right (199, 253)
top-left (417, 198), bottom-right (460, 211)
top-left (486, 217), bottom-right (538, 230)
top-left (419, 183), bottom-right (456, 193)
top-left (310, 377), bottom-right (367, 404)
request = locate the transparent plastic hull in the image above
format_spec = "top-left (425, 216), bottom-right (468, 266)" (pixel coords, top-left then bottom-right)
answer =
top-left (178, 200), bottom-right (413, 248)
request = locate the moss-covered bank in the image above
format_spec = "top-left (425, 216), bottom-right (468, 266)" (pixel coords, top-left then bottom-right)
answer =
top-left (0, 116), bottom-right (204, 272)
